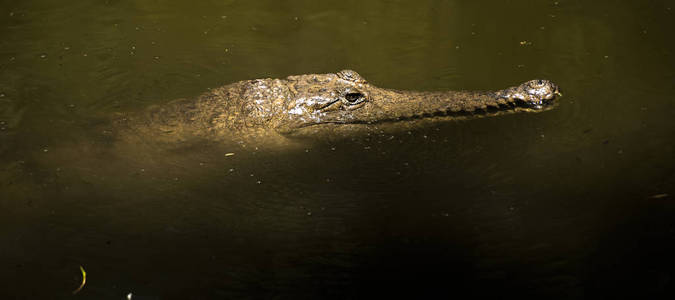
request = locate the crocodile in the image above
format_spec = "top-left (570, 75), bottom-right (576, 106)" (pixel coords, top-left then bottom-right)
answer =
top-left (114, 69), bottom-right (561, 145)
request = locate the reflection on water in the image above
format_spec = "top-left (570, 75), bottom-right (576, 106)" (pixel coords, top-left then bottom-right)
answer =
top-left (1, 0), bottom-right (674, 298)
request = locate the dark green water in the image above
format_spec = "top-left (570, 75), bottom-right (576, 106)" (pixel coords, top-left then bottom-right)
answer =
top-left (1, 1), bottom-right (673, 299)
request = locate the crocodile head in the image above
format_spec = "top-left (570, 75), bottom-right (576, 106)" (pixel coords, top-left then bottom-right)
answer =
top-left (274, 70), bottom-right (561, 131)
top-left (278, 70), bottom-right (373, 129)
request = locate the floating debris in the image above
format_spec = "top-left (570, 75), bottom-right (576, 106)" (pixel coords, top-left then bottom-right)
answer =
top-left (650, 194), bottom-right (669, 199)
top-left (72, 265), bottom-right (86, 294)
top-left (225, 152), bottom-right (235, 157)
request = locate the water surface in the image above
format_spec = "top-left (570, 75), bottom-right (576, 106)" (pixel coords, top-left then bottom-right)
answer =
top-left (1, 1), bottom-right (673, 299)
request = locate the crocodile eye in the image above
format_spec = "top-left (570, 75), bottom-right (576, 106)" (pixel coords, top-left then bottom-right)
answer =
top-left (344, 92), bottom-right (365, 104)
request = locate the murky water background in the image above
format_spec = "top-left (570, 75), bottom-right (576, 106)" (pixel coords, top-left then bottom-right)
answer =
top-left (1, 1), bottom-right (673, 299)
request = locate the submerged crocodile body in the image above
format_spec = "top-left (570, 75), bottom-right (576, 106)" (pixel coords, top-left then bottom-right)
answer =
top-left (115, 70), bottom-right (561, 144)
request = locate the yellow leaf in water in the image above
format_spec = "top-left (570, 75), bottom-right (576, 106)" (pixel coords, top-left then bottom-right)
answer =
top-left (72, 265), bottom-right (86, 294)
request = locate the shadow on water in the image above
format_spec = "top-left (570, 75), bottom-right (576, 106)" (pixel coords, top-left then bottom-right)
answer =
top-left (0, 122), bottom-right (546, 298)
top-left (1, 0), bottom-right (674, 299)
